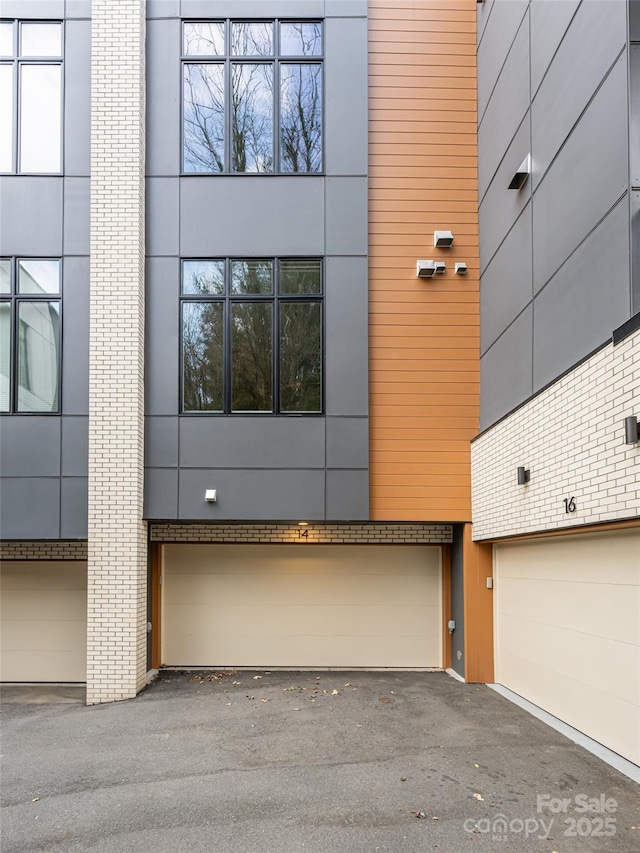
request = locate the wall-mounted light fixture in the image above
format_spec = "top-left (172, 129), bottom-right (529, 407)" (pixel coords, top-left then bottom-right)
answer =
top-left (517, 467), bottom-right (530, 485)
top-left (417, 260), bottom-right (437, 278)
top-left (205, 489), bottom-right (217, 502)
top-left (434, 230), bottom-right (454, 248)
top-left (624, 416), bottom-right (640, 444)
top-left (455, 262), bottom-right (467, 275)
top-left (508, 153), bottom-right (531, 190)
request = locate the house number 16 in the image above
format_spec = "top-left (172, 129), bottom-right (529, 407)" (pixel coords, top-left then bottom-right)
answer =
top-left (563, 497), bottom-right (577, 513)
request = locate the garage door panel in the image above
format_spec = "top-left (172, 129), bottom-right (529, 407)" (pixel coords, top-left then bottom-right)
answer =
top-left (1, 589), bottom-right (87, 621)
top-left (0, 650), bottom-right (85, 683)
top-left (163, 545), bottom-right (441, 668)
top-left (498, 612), bottom-right (639, 706)
top-left (0, 561), bottom-right (87, 589)
top-left (495, 536), bottom-right (638, 585)
top-left (164, 544), bottom-right (438, 576)
top-left (166, 571), bottom-right (439, 608)
top-left (498, 647), bottom-right (639, 766)
top-left (166, 633), bottom-right (437, 669)
top-left (498, 576), bottom-right (637, 645)
top-left (165, 602), bottom-right (439, 639)
top-left (1, 561), bottom-right (87, 682)
top-left (495, 531), bottom-right (640, 765)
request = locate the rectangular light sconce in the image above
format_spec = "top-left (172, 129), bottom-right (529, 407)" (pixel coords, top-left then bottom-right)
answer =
top-left (508, 154), bottom-right (531, 190)
top-left (517, 467), bottom-right (530, 485)
top-left (455, 262), bottom-right (467, 275)
top-left (624, 416), bottom-right (639, 444)
top-left (434, 230), bottom-right (454, 248)
top-left (204, 489), bottom-right (217, 502)
top-left (417, 260), bottom-right (437, 278)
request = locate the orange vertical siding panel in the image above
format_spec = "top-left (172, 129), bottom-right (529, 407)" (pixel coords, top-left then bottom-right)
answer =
top-left (369, 0), bottom-right (479, 521)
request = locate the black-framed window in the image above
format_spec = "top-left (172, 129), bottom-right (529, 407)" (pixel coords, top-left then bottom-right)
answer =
top-left (0, 20), bottom-right (63, 174)
top-left (182, 20), bottom-right (323, 174)
top-left (0, 257), bottom-right (61, 413)
top-left (181, 258), bottom-right (323, 414)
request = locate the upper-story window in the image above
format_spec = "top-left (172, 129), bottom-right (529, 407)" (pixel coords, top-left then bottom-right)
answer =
top-left (0, 258), bottom-right (61, 413)
top-left (0, 20), bottom-right (63, 173)
top-left (182, 20), bottom-right (323, 174)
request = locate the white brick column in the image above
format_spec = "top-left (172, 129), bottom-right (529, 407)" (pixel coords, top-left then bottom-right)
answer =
top-left (87, 0), bottom-right (147, 703)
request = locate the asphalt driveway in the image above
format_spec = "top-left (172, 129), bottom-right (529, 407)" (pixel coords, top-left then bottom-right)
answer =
top-left (1, 671), bottom-right (638, 852)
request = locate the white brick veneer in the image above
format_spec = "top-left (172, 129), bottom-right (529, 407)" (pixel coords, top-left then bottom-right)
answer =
top-left (150, 523), bottom-right (453, 544)
top-left (86, 0), bottom-right (147, 703)
top-left (471, 329), bottom-right (640, 540)
top-left (0, 542), bottom-right (87, 561)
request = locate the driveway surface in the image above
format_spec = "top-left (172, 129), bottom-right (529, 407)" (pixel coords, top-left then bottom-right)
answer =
top-left (1, 671), bottom-right (638, 852)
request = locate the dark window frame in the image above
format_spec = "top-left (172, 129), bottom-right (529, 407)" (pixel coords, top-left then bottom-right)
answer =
top-left (179, 257), bottom-right (324, 416)
top-left (0, 18), bottom-right (64, 175)
top-left (181, 18), bottom-right (324, 175)
top-left (0, 256), bottom-right (62, 415)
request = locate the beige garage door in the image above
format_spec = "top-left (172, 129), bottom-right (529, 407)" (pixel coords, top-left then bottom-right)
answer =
top-left (0, 561), bottom-right (87, 682)
top-left (495, 530), bottom-right (640, 765)
top-left (163, 544), bottom-right (441, 668)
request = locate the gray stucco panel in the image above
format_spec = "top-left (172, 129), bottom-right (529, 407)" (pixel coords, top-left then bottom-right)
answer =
top-left (60, 477), bottom-right (88, 539)
top-left (64, 20), bottom-right (91, 177)
top-left (0, 418), bottom-right (61, 477)
top-left (147, 178), bottom-right (180, 257)
top-left (529, 0), bottom-right (580, 97)
top-left (477, 0), bottom-right (528, 121)
top-left (180, 178), bottom-right (325, 257)
top-left (0, 478), bottom-right (61, 539)
top-left (178, 468), bottom-right (325, 520)
top-left (145, 257), bottom-right (180, 415)
top-left (145, 468), bottom-right (179, 519)
top-left (325, 469), bottom-right (369, 520)
top-left (479, 307), bottom-right (533, 431)
top-left (326, 417), bottom-right (368, 470)
top-left (61, 417), bottom-right (89, 477)
top-left (63, 178), bottom-right (90, 255)
top-left (146, 417), bottom-right (179, 468)
top-left (61, 256), bottom-right (90, 416)
top-left (0, 178), bottom-right (63, 256)
top-left (146, 18), bottom-right (181, 176)
top-left (325, 178), bottom-right (368, 256)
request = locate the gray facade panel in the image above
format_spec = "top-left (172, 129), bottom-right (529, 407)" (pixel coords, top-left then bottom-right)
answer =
top-left (145, 257), bottom-right (180, 415)
top-left (477, 0), bottom-right (528, 122)
top-left (325, 0), bottom-right (367, 15)
top-left (148, 0), bottom-right (180, 16)
top-left (180, 178), bottom-right (325, 257)
top-left (533, 199), bottom-right (631, 392)
top-left (63, 178), bottom-right (90, 255)
top-left (0, 478), bottom-right (61, 540)
top-left (60, 477), bottom-right (88, 539)
top-left (478, 18), bottom-right (529, 203)
top-left (146, 19), bottom-right (181, 177)
top-left (144, 468), bottom-right (179, 519)
top-left (476, 0), bottom-right (496, 47)
top-left (531, 0), bottom-right (627, 188)
top-left (325, 17), bottom-right (368, 176)
top-left (179, 417), bottom-right (325, 469)
top-left (0, 2), bottom-right (64, 16)
top-left (64, 20), bottom-right (91, 177)
top-left (61, 256), bottom-right (90, 415)
top-left (631, 0), bottom-right (640, 40)
top-left (479, 116), bottom-right (531, 273)
top-left (146, 417), bottom-right (179, 468)
top-left (147, 178), bottom-right (180, 257)
top-left (65, 1), bottom-right (92, 17)
top-left (326, 416), bottom-right (368, 470)
top-left (479, 307), bottom-right (533, 432)
top-left (529, 0), bottom-right (580, 96)
top-left (632, 192), bottom-right (640, 315)
top-left (0, 178), bottom-right (63, 256)
top-left (181, 1), bottom-right (324, 16)
top-left (0, 418), bottom-right (61, 477)
top-left (480, 204), bottom-right (532, 355)
top-left (324, 256), bottom-right (368, 416)
top-left (178, 468), bottom-right (325, 520)
top-left (631, 45), bottom-right (640, 187)
top-left (325, 469), bottom-right (368, 520)
top-left (325, 177), bottom-right (368, 256)
top-left (532, 57), bottom-right (629, 293)
top-left (61, 416), bottom-right (89, 476)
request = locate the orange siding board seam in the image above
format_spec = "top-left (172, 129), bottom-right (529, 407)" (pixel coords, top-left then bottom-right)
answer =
top-left (369, 0), bottom-right (479, 523)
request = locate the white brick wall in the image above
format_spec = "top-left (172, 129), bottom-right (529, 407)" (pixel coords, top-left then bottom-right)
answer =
top-left (86, 0), bottom-right (147, 704)
top-left (150, 522), bottom-right (453, 545)
top-left (471, 329), bottom-right (640, 540)
top-left (0, 542), bottom-right (88, 561)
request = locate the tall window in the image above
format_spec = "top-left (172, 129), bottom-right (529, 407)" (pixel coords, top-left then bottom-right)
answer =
top-left (0, 20), bottom-right (63, 173)
top-left (183, 20), bottom-right (323, 174)
top-left (0, 258), bottom-right (61, 413)
top-left (181, 258), bottom-right (322, 414)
